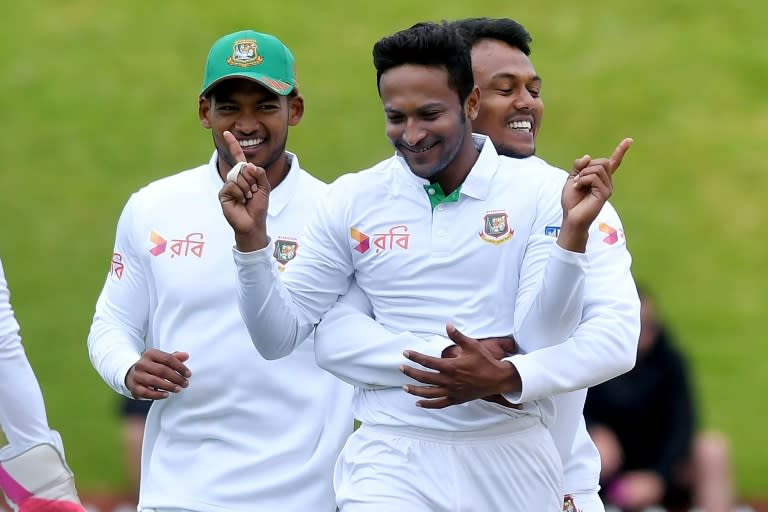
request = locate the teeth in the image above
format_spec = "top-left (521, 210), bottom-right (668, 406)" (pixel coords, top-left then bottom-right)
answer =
top-left (507, 121), bottom-right (532, 131)
top-left (413, 144), bottom-right (434, 153)
top-left (239, 138), bottom-right (264, 147)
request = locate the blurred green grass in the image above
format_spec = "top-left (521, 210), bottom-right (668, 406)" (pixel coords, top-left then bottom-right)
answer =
top-left (1, 0), bottom-right (765, 498)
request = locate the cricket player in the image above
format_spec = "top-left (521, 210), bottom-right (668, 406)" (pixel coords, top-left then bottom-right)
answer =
top-left (0, 257), bottom-right (85, 511)
top-left (313, 17), bottom-right (640, 512)
top-left (87, 30), bottom-right (354, 512)
top-left (221, 22), bottom-right (623, 510)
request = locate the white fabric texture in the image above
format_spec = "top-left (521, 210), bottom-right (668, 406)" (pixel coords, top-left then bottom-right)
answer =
top-left (88, 152), bottom-right (354, 512)
top-left (234, 135), bottom-right (587, 432)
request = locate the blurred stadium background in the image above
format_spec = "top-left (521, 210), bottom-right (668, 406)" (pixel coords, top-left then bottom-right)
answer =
top-left (1, 0), bottom-right (766, 506)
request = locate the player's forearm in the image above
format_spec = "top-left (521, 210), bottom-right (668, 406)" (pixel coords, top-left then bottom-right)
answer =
top-left (234, 227), bottom-right (269, 253)
top-left (505, 275), bottom-right (639, 403)
top-left (555, 217), bottom-right (590, 254)
top-left (87, 321), bottom-right (144, 397)
top-left (233, 246), bottom-right (308, 360)
top-left (514, 243), bottom-right (587, 351)
top-left (315, 301), bottom-right (447, 389)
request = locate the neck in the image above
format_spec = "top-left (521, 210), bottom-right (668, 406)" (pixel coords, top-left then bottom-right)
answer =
top-left (435, 132), bottom-right (479, 195)
top-left (264, 153), bottom-right (291, 190)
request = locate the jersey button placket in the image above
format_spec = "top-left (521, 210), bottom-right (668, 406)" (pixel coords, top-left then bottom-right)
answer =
top-left (431, 202), bottom-right (452, 253)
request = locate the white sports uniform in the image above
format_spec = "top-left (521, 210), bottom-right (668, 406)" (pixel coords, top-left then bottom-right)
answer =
top-left (87, 152), bottom-right (354, 512)
top-left (314, 156), bottom-right (640, 512)
top-left (233, 135), bottom-right (589, 510)
top-left (0, 258), bottom-right (63, 460)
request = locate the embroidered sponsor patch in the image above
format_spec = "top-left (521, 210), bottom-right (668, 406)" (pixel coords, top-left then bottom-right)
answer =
top-left (149, 231), bottom-right (167, 256)
top-left (372, 225), bottom-right (410, 252)
top-left (350, 227), bottom-right (370, 254)
top-left (149, 231), bottom-right (205, 258)
top-left (110, 252), bottom-right (124, 279)
top-left (599, 222), bottom-right (625, 245)
top-left (351, 226), bottom-right (411, 253)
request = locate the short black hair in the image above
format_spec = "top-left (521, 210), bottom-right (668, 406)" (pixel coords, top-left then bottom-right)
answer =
top-left (451, 17), bottom-right (532, 56)
top-left (372, 21), bottom-right (474, 106)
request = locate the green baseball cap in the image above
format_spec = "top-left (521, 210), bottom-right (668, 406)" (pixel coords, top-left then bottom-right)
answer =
top-left (201, 30), bottom-right (297, 97)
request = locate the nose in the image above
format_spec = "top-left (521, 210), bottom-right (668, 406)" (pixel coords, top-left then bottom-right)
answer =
top-left (234, 113), bottom-right (261, 135)
top-left (402, 118), bottom-right (426, 147)
top-left (512, 87), bottom-right (535, 111)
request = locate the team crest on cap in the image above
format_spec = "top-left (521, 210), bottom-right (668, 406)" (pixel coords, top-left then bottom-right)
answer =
top-left (273, 238), bottom-right (298, 268)
top-left (479, 211), bottom-right (514, 245)
top-left (227, 39), bottom-right (263, 67)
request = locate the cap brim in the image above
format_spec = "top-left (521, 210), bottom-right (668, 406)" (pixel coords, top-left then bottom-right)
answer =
top-left (200, 72), bottom-right (294, 97)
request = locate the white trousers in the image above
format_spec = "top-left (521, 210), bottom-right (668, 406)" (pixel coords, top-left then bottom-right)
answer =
top-left (335, 416), bottom-right (562, 512)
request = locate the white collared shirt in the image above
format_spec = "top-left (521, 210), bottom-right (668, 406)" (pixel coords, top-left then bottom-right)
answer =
top-left (88, 152), bottom-right (354, 512)
top-left (235, 135), bottom-right (588, 431)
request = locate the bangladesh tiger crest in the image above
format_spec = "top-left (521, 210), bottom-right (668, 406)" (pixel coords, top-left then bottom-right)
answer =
top-left (227, 39), bottom-right (263, 67)
top-left (479, 211), bottom-right (514, 244)
top-left (562, 495), bottom-right (579, 512)
top-left (273, 238), bottom-right (298, 269)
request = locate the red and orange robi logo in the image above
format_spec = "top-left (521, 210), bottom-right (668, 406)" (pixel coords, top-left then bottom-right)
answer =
top-left (599, 222), bottom-right (625, 245)
top-left (350, 227), bottom-right (370, 253)
top-left (351, 226), bottom-right (411, 253)
top-left (149, 231), bottom-right (167, 256)
top-left (149, 230), bottom-right (206, 258)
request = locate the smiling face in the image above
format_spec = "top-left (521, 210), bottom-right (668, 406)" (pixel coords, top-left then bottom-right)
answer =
top-left (379, 64), bottom-right (479, 188)
top-left (199, 78), bottom-right (303, 183)
top-left (470, 39), bottom-right (543, 158)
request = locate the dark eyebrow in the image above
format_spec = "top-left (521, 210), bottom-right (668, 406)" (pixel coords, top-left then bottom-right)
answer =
top-left (384, 102), bottom-right (444, 115)
top-left (490, 71), bottom-right (542, 85)
top-left (418, 102), bottom-right (444, 111)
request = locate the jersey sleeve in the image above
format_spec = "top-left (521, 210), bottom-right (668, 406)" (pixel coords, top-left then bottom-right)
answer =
top-left (234, 184), bottom-right (356, 360)
top-left (0, 257), bottom-right (58, 448)
top-left (314, 280), bottom-right (448, 389)
top-left (504, 202), bottom-right (640, 403)
top-left (513, 171), bottom-right (588, 356)
top-left (0, 258), bottom-right (20, 345)
top-left (87, 196), bottom-right (150, 397)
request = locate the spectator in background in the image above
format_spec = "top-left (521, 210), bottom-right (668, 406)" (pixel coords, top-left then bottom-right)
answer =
top-left (585, 287), bottom-right (735, 512)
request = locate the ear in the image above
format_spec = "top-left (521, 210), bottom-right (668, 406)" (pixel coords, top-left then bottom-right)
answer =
top-left (199, 96), bottom-right (212, 129)
top-left (465, 85), bottom-right (480, 121)
top-left (287, 93), bottom-right (305, 126)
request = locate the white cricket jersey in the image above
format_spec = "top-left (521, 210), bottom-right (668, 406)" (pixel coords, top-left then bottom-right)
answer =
top-left (87, 152), bottom-right (354, 512)
top-left (235, 135), bottom-right (588, 432)
top-left (313, 154), bottom-right (639, 494)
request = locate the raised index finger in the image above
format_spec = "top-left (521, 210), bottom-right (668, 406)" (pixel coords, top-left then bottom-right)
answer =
top-left (608, 137), bottom-right (634, 174)
top-left (223, 130), bottom-right (247, 164)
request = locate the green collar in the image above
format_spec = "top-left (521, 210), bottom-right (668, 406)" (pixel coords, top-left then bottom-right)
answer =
top-left (423, 183), bottom-right (462, 210)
